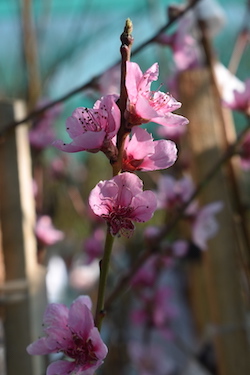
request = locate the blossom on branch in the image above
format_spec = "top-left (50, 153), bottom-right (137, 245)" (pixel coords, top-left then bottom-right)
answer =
top-left (35, 215), bottom-right (64, 246)
top-left (155, 17), bottom-right (202, 72)
top-left (125, 61), bottom-right (189, 127)
top-left (122, 127), bottom-right (178, 172)
top-left (53, 95), bottom-right (120, 156)
top-left (191, 201), bottom-right (223, 250)
top-left (128, 341), bottom-right (174, 375)
top-left (29, 100), bottom-right (62, 151)
top-left (89, 172), bottom-right (157, 237)
top-left (131, 286), bottom-right (177, 339)
top-left (157, 174), bottom-right (197, 214)
top-left (222, 78), bottom-right (250, 115)
top-left (27, 295), bottom-right (108, 375)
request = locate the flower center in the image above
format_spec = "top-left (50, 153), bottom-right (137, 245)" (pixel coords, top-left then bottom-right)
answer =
top-left (79, 105), bottom-right (108, 132)
top-left (146, 91), bottom-right (171, 111)
top-left (102, 206), bottom-right (135, 236)
top-left (64, 334), bottom-right (98, 368)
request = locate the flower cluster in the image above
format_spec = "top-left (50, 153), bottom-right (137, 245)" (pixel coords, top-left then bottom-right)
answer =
top-left (156, 174), bottom-right (223, 250)
top-left (53, 62), bottom-right (187, 161)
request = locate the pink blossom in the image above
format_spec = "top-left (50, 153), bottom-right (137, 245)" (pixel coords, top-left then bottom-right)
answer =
top-left (29, 100), bottom-right (62, 151)
top-left (156, 17), bottom-right (202, 72)
top-left (215, 63), bottom-right (245, 103)
top-left (192, 201), bottom-right (223, 250)
top-left (53, 95), bottom-right (120, 154)
top-left (89, 172), bottom-right (157, 237)
top-left (156, 121), bottom-right (187, 141)
top-left (131, 255), bottom-right (158, 288)
top-left (152, 287), bottom-right (178, 334)
top-left (35, 215), bottom-right (64, 246)
top-left (27, 295), bottom-right (108, 375)
top-left (69, 260), bottom-right (100, 291)
top-left (128, 341), bottom-right (174, 375)
top-left (97, 65), bottom-right (121, 96)
top-left (157, 174), bottom-right (197, 214)
top-left (125, 61), bottom-right (189, 127)
top-left (131, 286), bottom-right (177, 339)
top-left (222, 79), bottom-right (250, 115)
top-left (84, 228), bottom-right (105, 263)
top-left (171, 239), bottom-right (189, 257)
top-left (240, 130), bottom-right (250, 170)
top-left (156, 0), bottom-right (225, 65)
top-left (122, 127), bottom-right (177, 172)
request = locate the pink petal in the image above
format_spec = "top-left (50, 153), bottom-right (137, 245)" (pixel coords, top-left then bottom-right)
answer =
top-left (100, 95), bottom-right (121, 137)
top-left (98, 180), bottom-right (118, 200)
top-left (88, 327), bottom-right (108, 360)
top-left (53, 130), bottom-right (106, 153)
top-left (68, 297), bottom-right (94, 340)
top-left (43, 303), bottom-right (69, 327)
top-left (116, 185), bottom-right (134, 207)
top-left (126, 62), bottom-right (143, 102)
top-left (66, 112), bottom-right (86, 138)
top-left (138, 62), bottom-right (159, 92)
top-left (27, 337), bottom-right (51, 355)
top-left (113, 172), bottom-right (143, 196)
top-left (151, 113), bottom-right (189, 127)
top-left (131, 191), bottom-right (157, 222)
top-left (126, 127), bottom-right (154, 159)
top-left (135, 94), bottom-right (159, 120)
top-left (89, 181), bottom-right (117, 216)
top-left (47, 360), bottom-right (75, 375)
top-left (141, 139), bottom-right (177, 171)
top-left (41, 304), bottom-right (71, 350)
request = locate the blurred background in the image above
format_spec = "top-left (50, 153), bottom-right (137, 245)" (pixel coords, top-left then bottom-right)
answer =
top-left (0, 1), bottom-right (250, 375)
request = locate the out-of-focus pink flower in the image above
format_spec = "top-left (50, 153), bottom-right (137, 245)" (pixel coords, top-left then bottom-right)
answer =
top-left (27, 296), bottom-right (108, 375)
top-left (125, 61), bottom-right (189, 127)
top-left (35, 215), bottom-right (64, 246)
top-left (153, 287), bottom-right (178, 333)
top-left (84, 228), bottom-right (105, 263)
top-left (97, 65), bottom-right (121, 96)
top-left (49, 156), bottom-right (69, 180)
top-left (131, 286), bottom-right (177, 339)
top-left (53, 95), bottom-right (120, 155)
top-left (131, 255), bottom-right (158, 288)
top-left (157, 174), bottom-right (197, 214)
top-left (144, 225), bottom-right (161, 243)
top-left (171, 239), bottom-right (189, 257)
top-left (222, 78), bottom-right (250, 115)
top-left (156, 16), bottom-right (202, 72)
top-left (215, 63), bottom-right (245, 103)
top-left (156, 121), bottom-right (187, 142)
top-left (240, 130), bottom-right (250, 170)
top-left (122, 127), bottom-right (177, 172)
top-left (69, 259), bottom-right (100, 291)
top-left (128, 341), bottom-right (174, 375)
top-left (89, 172), bottom-right (157, 237)
top-left (192, 201), bottom-right (223, 250)
top-left (29, 101), bottom-right (62, 151)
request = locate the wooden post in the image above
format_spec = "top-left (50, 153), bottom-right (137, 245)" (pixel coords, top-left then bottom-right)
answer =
top-left (0, 100), bottom-right (46, 375)
top-left (178, 69), bottom-right (250, 375)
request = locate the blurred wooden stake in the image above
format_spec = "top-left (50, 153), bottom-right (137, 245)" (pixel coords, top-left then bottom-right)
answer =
top-left (21, 0), bottom-right (41, 109)
top-left (178, 69), bottom-right (250, 375)
top-left (0, 100), bottom-right (46, 375)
